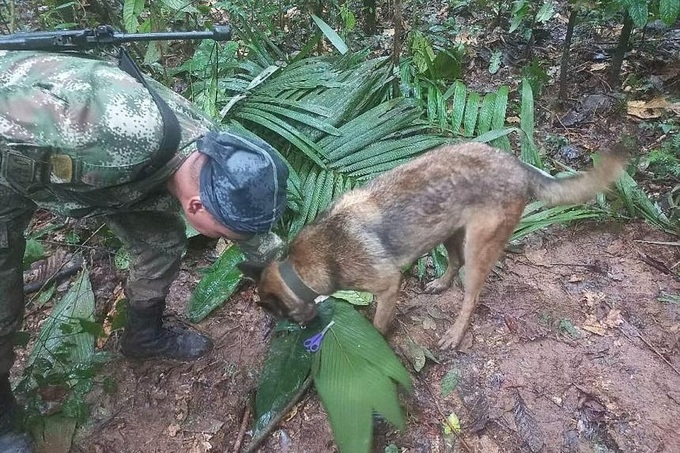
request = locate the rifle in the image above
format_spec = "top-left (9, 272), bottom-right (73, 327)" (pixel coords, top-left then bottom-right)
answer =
top-left (0, 24), bottom-right (232, 51)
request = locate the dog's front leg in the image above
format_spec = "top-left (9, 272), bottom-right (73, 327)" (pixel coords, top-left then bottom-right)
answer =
top-left (370, 275), bottom-right (402, 334)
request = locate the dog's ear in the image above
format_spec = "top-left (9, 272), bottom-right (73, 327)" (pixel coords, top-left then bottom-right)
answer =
top-left (238, 261), bottom-right (267, 282)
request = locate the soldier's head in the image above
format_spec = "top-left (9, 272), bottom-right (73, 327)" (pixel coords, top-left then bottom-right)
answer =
top-left (180, 131), bottom-right (288, 240)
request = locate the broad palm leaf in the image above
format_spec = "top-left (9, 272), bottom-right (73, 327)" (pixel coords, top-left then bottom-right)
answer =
top-left (211, 44), bottom-right (449, 238)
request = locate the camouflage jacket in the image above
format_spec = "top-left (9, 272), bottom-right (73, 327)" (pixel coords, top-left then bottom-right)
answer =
top-left (0, 50), bottom-right (218, 218)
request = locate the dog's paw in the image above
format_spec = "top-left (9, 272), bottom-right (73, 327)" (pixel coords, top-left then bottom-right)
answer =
top-left (423, 279), bottom-right (451, 294)
top-left (438, 327), bottom-right (466, 350)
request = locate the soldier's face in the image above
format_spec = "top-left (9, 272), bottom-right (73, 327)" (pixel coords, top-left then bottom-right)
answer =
top-left (185, 206), bottom-right (246, 241)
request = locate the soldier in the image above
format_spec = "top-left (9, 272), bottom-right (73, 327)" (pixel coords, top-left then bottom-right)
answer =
top-left (0, 50), bottom-right (288, 451)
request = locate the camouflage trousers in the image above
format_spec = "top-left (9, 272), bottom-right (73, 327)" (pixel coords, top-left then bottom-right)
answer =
top-left (0, 184), bottom-right (187, 375)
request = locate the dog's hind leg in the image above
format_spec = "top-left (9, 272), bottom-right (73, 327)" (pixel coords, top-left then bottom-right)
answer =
top-left (423, 228), bottom-right (465, 294)
top-left (438, 206), bottom-right (523, 350)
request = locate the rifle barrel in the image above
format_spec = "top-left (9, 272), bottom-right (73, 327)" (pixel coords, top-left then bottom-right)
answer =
top-left (112, 25), bottom-right (232, 43)
top-left (0, 25), bottom-right (232, 51)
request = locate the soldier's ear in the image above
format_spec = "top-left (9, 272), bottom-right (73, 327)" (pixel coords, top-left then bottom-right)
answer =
top-left (238, 261), bottom-right (268, 282)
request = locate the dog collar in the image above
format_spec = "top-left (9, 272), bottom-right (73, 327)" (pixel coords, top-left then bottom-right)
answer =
top-left (278, 259), bottom-right (321, 303)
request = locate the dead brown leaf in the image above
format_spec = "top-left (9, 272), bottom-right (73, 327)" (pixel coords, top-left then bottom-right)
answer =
top-left (627, 97), bottom-right (680, 119)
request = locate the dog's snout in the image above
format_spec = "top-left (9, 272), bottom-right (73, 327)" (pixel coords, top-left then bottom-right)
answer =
top-left (290, 303), bottom-right (318, 324)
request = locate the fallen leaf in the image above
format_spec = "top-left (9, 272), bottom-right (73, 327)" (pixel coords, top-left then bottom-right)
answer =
top-left (590, 62), bottom-right (608, 71)
top-left (330, 290), bottom-right (373, 306)
top-left (284, 404), bottom-right (299, 422)
top-left (582, 290), bottom-right (606, 308)
top-left (443, 412), bottom-right (461, 435)
top-left (422, 316), bottom-right (437, 330)
top-left (97, 284), bottom-right (125, 348)
top-left (427, 305), bottom-right (449, 320)
top-left (215, 238), bottom-right (229, 255)
top-left (603, 309), bottom-right (623, 328)
top-left (405, 338), bottom-right (427, 372)
top-left (32, 414), bottom-right (77, 453)
top-left (513, 393), bottom-right (544, 453)
top-left (627, 97), bottom-right (680, 119)
top-left (441, 368), bottom-right (460, 397)
top-left (582, 314), bottom-right (606, 336)
top-left (166, 423), bottom-right (181, 437)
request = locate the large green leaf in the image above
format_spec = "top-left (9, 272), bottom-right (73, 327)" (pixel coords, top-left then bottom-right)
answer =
top-left (122, 0), bottom-right (143, 33)
top-left (473, 127), bottom-right (518, 144)
top-left (160, 0), bottom-right (199, 13)
top-left (624, 0), bottom-right (649, 27)
top-left (26, 269), bottom-right (95, 379)
top-left (614, 169), bottom-right (676, 235)
top-left (450, 80), bottom-right (467, 134)
top-left (252, 304), bottom-right (332, 436)
top-left (320, 99), bottom-right (424, 160)
top-left (314, 300), bottom-right (412, 453)
top-left (490, 85), bottom-right (511, 150)
top-left (477, 92), bottom-right (496, 135)
top-left (520, 77), bottom-right (541, 167)
top-left (660, 0), bottom-right (680, 25)
top-left (312, 14), bottom-right (349, 54)
top-left (236, 108), bottom-right (328, 166)
top-left (463, 91), bottom-right (480, 137)
top-left (188, 245), bottom-right (245, 322)
top-left (512, 202), bottom-right (603, 241)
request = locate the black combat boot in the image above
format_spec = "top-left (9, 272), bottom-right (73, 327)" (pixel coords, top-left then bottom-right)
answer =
top-left (120, 301), bottom-right (213, 361)
top-left (0, 374), bottom-right (34, 453)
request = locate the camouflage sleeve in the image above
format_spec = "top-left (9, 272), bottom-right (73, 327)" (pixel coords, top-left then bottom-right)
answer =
top-left (236, 232), bottom-right (286, 264)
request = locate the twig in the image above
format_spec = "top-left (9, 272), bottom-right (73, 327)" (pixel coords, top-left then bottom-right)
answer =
top-left (25, 223), bottom-right (107, 310)
top-left (618, 323), bottom-right (680, 377)
top-left (634, 240), bottom-right (680, 247)
top-left (549, 262), bottom-right (607, 273)
top-left (242, 375), bottom-right (313, 453)
top-left (637, 251), bottom-right (680, 282)
top-left (232, 404), bottom-right (252, 453)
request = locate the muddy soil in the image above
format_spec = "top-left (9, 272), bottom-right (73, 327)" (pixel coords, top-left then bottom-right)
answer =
top-left (52, 220), bottom-right (678, 453)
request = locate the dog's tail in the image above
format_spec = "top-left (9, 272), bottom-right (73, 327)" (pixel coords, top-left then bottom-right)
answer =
top-left (525, 145), bottom-right (629, 207)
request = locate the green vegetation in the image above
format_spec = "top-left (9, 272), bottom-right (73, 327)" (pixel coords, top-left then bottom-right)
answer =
top-left (2, 0), bottom-right (678, 451)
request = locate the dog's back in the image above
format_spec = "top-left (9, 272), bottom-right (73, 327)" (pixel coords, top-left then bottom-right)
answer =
top-left (301, 142), bottom-right (625, 267)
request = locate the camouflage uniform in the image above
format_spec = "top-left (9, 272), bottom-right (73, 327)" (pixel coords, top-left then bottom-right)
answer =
top-left (0, 50), bottom-right (280, 374)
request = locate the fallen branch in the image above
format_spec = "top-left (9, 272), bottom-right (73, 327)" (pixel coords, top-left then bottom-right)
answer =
top-left (618, 322), bottom-right (680, 377)
top-left (242, 375), bottom-right (313, 453)
top-left (232, 403), bottom-right (252, 453)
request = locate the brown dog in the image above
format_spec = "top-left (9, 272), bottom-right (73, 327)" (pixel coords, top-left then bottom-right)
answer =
top-left (241, 142), bottom-right (627, 349)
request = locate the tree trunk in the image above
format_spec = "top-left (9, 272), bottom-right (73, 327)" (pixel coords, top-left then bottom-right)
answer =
top-left (393, 0), bottom-right (403, 68)
top-left (608, 10), bottom-right (634, 88)
top-left (558, 8), bottom-right (578, 101)
top-left (392, 0), bottom-right (403, 94)
top-left (364, 0), bottom-right (376, 35)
